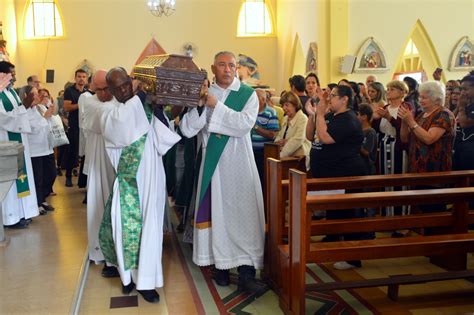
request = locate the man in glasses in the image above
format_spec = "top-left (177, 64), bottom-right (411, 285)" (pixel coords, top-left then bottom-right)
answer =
top-left (78, 70), bottom-right (117, 278)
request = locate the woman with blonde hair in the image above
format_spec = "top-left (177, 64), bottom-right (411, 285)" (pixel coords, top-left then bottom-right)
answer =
top-left (367, 82), bottom-right (386, 111)
top-left (274, 91), bottom-right (311, 159)
top-left (372, 80), bottom-right (413, 174)
top-left (372, 80), bottom-right (414, 224)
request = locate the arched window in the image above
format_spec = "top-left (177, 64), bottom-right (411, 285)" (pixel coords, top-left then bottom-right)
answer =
top-left (394, 39), bottom-right (426, 82)
top-left (24, 0), bottom-right (64, 38)
top-left (237, 0), bottom-right (274, 37)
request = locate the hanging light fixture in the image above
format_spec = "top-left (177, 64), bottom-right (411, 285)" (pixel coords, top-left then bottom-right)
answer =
top-left (147, 0), bottom-right (176, 17)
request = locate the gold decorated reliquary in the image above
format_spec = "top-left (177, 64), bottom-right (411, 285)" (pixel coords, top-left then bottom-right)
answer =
top-left (132, 54), bottom-right (207, 107)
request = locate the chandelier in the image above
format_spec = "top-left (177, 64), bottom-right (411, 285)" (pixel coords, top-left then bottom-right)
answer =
top-left (147, 0), bottom-right (176, 17)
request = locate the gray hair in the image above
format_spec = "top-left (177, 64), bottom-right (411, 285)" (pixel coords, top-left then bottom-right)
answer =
top-left (214, 51), bottom-right (236, 62)
top-left (419, 81), bottom-right (445, 107)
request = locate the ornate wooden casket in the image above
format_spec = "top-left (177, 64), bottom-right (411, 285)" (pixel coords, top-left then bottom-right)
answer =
top-left (132, 54), bottom-right (207, 107)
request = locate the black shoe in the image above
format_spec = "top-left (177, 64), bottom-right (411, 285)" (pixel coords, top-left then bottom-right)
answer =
top-left (38, 206), bottom-right (47, 216)
top-left (238, 277), bottom-right (264, 294)
top-left (237, 265), bottom-right (262, 294)
top-left (122, 282), bottom-right (135, 294)
top-left (72, 169), bottom-right (78, 177)
top-left (137, 289), bottom-right (160, 303)
top-left (213, 269), bottom-right (230, 286)
top-left (176, 222), bottom-right (184, 233)
top-left (23, 218), bottom-right (32, 225)
top-left (65, 177), bottom-right (73, 187)
top-left (82, 196), bottom-right (87, 204)
top-left (57, 168), bottom-right (63, 176)
top-left (391, 231), bottom-right (405, 238)
top-left (41, 203), bottom-right (55, 211)
top-left (5, 219), bottom-right (29, 229)
top-left (321, 235), bottom-right (341, 242)
top-left (101, 265), bottom-right (120, 278)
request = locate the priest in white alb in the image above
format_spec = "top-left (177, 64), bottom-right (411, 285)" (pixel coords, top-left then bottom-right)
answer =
top-left (0, 61), bottom-right (39, 229)
top-left (180, 51), bottom-right (265, 293)
top-left (81, 70), bottom-right (118, 278)
top-left (98, 67), bottom-right (180, 303)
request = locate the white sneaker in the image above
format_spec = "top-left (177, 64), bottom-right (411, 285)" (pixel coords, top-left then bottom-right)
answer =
top-left (333, 261), bottom-right (357, 270)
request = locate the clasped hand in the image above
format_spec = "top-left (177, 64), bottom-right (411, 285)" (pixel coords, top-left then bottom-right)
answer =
top-left (397, 104), bottom-right (414, 124)
top-left (314, 87), bottom-right (329, 116)
top-left (376, 107), bottom-right (391, 120)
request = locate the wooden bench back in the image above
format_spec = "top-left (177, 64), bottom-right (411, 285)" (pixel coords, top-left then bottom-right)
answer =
top-left (288, 169), bottom-right (474, 315)
top-left (289, 169), bottom-right (474, 259)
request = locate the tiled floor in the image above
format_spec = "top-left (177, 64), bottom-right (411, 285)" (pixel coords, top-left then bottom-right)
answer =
top-left (2, 179), bottom-right (474, 314)
top-left (0, 178), bottom-right (88, 314)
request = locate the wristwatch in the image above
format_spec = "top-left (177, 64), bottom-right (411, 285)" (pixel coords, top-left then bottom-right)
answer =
top-left (410, 123), bottom-right (419, 131)
top-left (254, 125), bottom-right (259, 130)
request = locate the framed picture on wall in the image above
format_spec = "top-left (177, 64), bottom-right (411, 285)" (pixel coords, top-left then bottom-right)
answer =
top-left (306, 42), bottom-right (318, 74)
top-left (354, 37), bottom-right (389, 73)
top-left (0, 21), bottom-right (10, 62)
top-left (448, 36), bottom-right (474, 71)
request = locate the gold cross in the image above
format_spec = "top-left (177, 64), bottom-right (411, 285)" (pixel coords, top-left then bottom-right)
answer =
top-left (18, 174), bottom-right (27, 183)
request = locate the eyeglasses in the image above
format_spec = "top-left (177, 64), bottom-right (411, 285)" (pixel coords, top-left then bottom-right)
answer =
top-left (330, 93), bottom-right (339, 98)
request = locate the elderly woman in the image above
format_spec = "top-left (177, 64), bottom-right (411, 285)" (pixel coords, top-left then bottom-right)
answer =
top-left (274, 91), bottom-right (311, 159)
top-left (307, 85), bottom-right (367, 270)
top-left (372, 81), bottom-right (414, 232)
top-left (372, 80), bottom-right (413, 175)
top-left (399, 81), bottom-right (455, 222)
top-left (399, 81), bottom-right (455, 173)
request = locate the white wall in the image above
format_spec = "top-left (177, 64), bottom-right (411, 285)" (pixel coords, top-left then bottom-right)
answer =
top-left (12, 0), bottom-right (278, 96)
top-left (347, 0), bottom-right (474, 84)
top-left (276, 0), bottom-right (319, 91)
top-left (0, 0), bottom-right (18, 62)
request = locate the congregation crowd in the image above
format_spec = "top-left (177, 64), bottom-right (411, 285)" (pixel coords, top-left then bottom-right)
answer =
top-left (1, 50), bottom-right (474, 301)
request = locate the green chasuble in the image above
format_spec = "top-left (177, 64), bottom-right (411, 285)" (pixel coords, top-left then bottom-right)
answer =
top-left (0, 89), bottom-right (30, 197)
top-left (99, 103), bottom-right (153, 271)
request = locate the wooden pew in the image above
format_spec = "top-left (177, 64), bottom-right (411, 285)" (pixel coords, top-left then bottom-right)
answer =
top-left (262, 143), bottom-right (305, 281)
top-left (266, 157), bottom-right (474, 297)
top-left (286, 169), bottom-right (474, 315)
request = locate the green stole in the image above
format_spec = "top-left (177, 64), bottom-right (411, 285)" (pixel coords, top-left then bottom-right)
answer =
top-left (0, 88), bottom-right (30, 197)
top-left (99, 103), bottom-right (153, 271)
top-left (195, 84), bottom-right (254, 229)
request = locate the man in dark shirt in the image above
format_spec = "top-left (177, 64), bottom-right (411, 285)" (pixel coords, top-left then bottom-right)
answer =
top-left (63, 69), bottom-right (88, 187)
top-left (289, 75), bottom-right (310, 115)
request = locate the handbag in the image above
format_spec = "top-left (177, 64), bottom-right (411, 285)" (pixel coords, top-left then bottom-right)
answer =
top-left (48, 114), bottom-right (69, 148)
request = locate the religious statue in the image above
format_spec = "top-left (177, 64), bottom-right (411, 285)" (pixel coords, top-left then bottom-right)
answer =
top-left (237, 54), bottom-right (261, 87)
